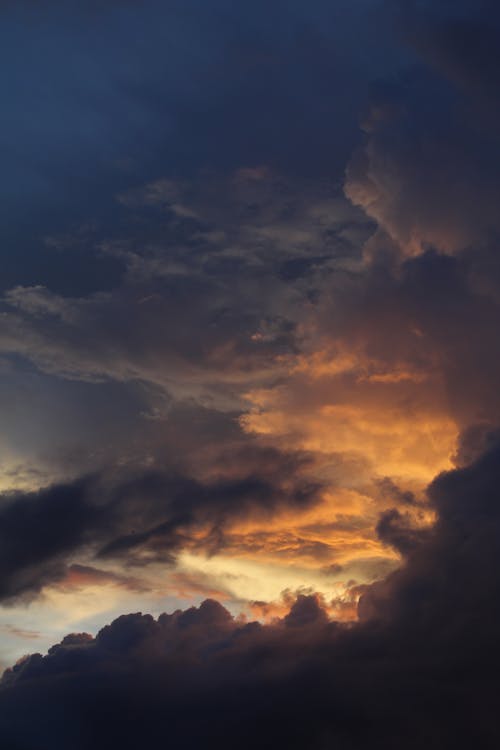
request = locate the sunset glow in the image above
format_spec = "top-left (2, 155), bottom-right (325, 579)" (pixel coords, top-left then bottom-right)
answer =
top-left (1, 2), bottom-right (500, 748)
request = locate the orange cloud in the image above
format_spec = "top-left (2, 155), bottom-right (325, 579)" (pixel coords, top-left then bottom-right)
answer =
top-left (54, 565), bottom-right (147, 593)
top-left (242, 344), bottom-right (457, 484)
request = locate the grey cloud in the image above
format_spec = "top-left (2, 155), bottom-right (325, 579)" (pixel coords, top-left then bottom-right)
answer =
top-left (3, 438), bottom-right (500, 748)
top-left (0, 446), bottom-right (322, 603)
top-left (345, 0), bottom-right (500, 260)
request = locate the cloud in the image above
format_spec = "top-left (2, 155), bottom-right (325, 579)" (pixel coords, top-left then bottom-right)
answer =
top-left (53, 565), bottom-right (147, 593)
top-left (345, 2), bottom-right (500, 260)
top-left (0, 169), bottom-right (364, 414)
top-left (0, 477), bottom-right (100, 603)
top-left (2, 436), bottom-right (500, 748)
top-left (0, 446), bottom-right (323, 603)
top-left (1, 0), bottom-right (498, 635)
top-left (1, 2), bottom-right (500, 745)
top-left (375, 507), bottom-right (430, 556)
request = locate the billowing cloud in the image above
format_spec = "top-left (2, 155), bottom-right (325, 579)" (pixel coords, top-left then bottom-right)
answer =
top-left (0, 3), bottom-right (499, 745)
top-left (346, 1), bottom-right (500, 259)
top-left (2, 438), bottom-right (500, 747)
top-left (0, 445), bottom-right (323, 603)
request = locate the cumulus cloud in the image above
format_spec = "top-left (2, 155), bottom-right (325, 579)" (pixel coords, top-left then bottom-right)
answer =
top-left (2, 437), bottom-right (500, 748)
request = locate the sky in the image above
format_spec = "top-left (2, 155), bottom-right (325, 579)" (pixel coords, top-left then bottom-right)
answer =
top-left (1, 0), bottom-right (500, 747)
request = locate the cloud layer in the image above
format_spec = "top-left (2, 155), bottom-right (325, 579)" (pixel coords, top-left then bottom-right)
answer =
top-left (2, 438), bottom-right (500, 748)
top-left (1, 2), bottom-right (500, 745)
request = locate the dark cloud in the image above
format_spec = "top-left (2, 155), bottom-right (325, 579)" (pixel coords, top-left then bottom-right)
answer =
top-left (375, 477), bottom-right (417, 506)
top-left (0, 169), bottom-right (365, 416)
top-left (2, 436), bottom-right (500, 748)
top-left (283, 593), bottom-right (329, 628)
top-left (0, 446), bottom-right (322, 602)
top-left (346, 0), bottom-right (500, 261)
top-left (0, 477), bottom-right (98, 602)
top-left (401, 0), bottom-right (500, 105)
top-left (375, 507), bottom-right (429, 556)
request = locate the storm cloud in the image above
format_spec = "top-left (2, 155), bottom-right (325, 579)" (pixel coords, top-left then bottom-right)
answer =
top-left (2, 438), bottom-right (500, 748)
top-left (0, 446), bottom-right (322, 603)
top-left (1, 1), bottom-right (500, 747)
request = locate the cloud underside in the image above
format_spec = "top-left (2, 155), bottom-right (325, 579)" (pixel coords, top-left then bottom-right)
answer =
top-left (2, 439), bottom-right (500, 748)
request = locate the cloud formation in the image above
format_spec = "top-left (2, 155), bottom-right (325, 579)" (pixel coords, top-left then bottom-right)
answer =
top-left (2, 438), bottom-right (500, 748)
top-left (1, 3), bottom-right (500, 744)
top-left (0, 445), bottom-right (322, 603)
